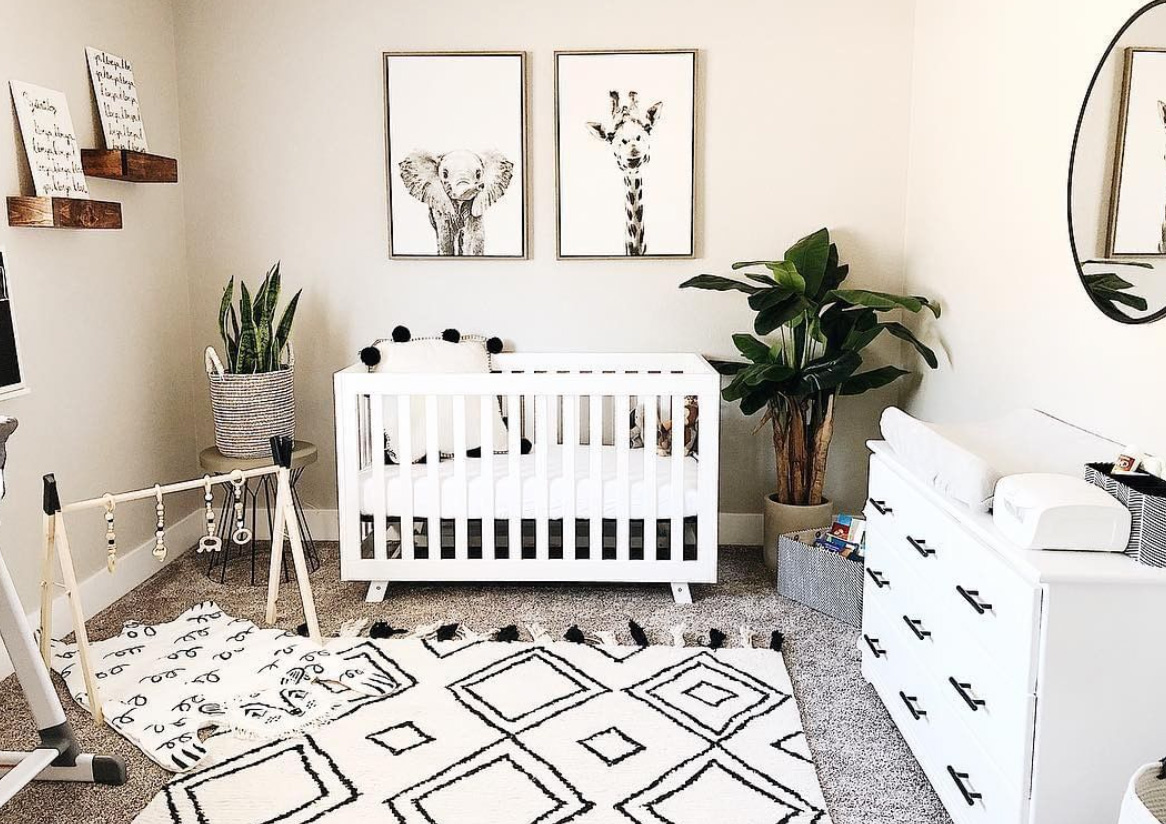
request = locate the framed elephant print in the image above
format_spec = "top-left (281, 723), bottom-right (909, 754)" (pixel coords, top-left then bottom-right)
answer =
top-left (385, 52), bottom-right (527, 259)
top-left (555, 50), bottom-right (696, 259)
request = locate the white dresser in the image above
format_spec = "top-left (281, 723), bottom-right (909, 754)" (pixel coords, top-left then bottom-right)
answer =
top-left (861, 441), bottom-right (1166, 824)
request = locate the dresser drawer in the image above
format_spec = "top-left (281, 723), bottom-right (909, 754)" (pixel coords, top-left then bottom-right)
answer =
top-left (863, 600), bottom-right (1027, 824)
top-left (867, 455), bottom-right (1041, 692)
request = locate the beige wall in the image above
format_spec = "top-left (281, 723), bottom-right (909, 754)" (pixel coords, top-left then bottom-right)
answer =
top-left (903, 0), bottom-right (1166, 454)
top-left (0, 0), bottom-right (197, 610)
top-left (172, 0), bottom-right (918, 521)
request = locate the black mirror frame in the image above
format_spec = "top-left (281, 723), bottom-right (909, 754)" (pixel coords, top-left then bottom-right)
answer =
top-left (1068, 0), bottom-right (1166, 325)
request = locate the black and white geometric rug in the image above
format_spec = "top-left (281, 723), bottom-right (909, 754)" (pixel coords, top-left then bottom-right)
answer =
top-left (131, 627), bottom-right (831, 823)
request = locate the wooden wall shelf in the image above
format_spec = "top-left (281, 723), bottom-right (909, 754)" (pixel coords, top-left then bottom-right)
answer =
top-left (6, 197), bottom-right (123, 229)
top-left (81, 150), bottom-right (178, 183)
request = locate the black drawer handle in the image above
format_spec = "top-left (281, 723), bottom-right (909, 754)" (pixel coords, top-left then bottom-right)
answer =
top-left (946, 766), bottom-right (983, 806)
top-left (907, 536), bottom-right (936, 558)
top-left (899, 691), bottom-right (927, 720)
top-left (956, 585), bottom-right (993, 615)
top-left (863, 634), bottom-right (887, 658)
top-left (902, 615), bottom-right (932, 641)
top-left (948, 677), bottom-right (987, 711)
top-left (866, 568), bottom-right (890, 589)
top-left (868, 498), bottom-right (894, 516)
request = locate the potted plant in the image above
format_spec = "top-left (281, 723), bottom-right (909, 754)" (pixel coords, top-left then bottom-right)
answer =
top-left (206, 263), bottom-right (302, 459)
top-left (680, 228), bottom-right (940, 569)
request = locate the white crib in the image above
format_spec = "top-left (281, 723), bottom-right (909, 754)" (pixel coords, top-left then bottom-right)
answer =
top-left (334, 353), bottom-right (720, 604)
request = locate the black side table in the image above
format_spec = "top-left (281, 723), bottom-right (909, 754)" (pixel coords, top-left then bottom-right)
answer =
top-left (198, 441), bottom-right (321, 585)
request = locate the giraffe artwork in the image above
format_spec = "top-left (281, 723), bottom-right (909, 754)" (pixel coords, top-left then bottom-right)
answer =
top-left (555, 50), bottom-right (696, 259)
top-left (586, 91), bottom-right (662, 256)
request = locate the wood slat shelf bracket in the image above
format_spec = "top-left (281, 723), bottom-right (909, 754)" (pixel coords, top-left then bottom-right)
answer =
top-left (6, 197), bottom-right (123, 229)
top-left (81, 149), bottom-right (178, 183)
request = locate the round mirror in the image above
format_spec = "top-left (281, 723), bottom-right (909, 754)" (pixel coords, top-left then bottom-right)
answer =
top-left (1071, 0), bottom-right (1166, 323)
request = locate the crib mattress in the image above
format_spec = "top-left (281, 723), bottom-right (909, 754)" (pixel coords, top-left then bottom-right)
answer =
top-left (358, 444), bottom-right (701, 519)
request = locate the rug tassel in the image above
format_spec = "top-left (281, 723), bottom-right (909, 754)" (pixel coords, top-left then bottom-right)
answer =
top-left (564, 626), bottom-right (586, 644)
top-left (296, 623), bottom-right (310, 638)
top-left (495, 625), bottom-right (520, 643)
top-left (669, 624), bottom-right (687, 647)
top-left (738, 626), bottom-right (754, 649)
top-left (435, 623), bottom-right (460, 642)
top-left (338, 618), bottom-right (368, 638)
top-left (370, 621), bottom-right (408, 640)
top-left (628, 621), bottom-right (650, 647)
top-left (709, 628), bottom-right (726, 649)
top-left (406, 622), bottom-right (441, 639)
top-left (527, 622), bottom-right (552, 643)
top-left (770, 630), bottom-right (785, 652)
top-left (594, 630), bottom-right (617, 647)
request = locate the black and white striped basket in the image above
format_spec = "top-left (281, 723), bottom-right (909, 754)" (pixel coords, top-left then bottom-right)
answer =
top-left (1085, 463), bottom-right (1166, 569)
top-left (776, 529), bottom-right (864, 627)
top-left (206, 346), bottom-right (296, 459)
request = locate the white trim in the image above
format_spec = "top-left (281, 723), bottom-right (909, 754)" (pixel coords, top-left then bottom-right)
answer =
top-left (258, 507), bottom-right (764, 546)
top-left (0, 509), bottom-right (202, 681)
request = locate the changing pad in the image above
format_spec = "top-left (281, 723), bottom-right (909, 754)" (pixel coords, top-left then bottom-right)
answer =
top-left (879, 408), bottom-right (1118, 511)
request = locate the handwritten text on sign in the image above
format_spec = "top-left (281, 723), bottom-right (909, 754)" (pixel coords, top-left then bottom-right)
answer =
top-left (10, 81), bottom-right (89, 199)
top-left (86, 47), bottom-right (149, 153)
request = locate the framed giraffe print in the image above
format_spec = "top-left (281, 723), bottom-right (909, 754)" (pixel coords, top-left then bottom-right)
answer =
top-left (555, 50), bottom-right (697, 259)
top-left (385, 52), bottom-right (528, 259)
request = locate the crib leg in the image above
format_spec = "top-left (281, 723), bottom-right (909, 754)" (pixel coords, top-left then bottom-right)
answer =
top-left (671, 583), bottom-right (692, 605)
top-left (366, 581), bottom-right (389, 603)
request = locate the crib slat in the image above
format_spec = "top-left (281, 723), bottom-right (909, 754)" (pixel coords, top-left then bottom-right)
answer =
top-left (535, 395), bottom-right (549, 559)
top-left (643, 396), bottom-right (658, 558)
top-left (426, 395), bottom-right (441, 559)
top-left (453, 395), bottom-right (468, 561)
top-left (615, 394), bottom-right (630, 562)
top-left (480, 395), bottom-right (495, 560)
top-left (508, 394), bottom-right (521, 558)
top-left (370, 395), bottom-right (388, 561)
top-left (562, 395), bottom-right (578, 559)
top-left (589, 395), bottom-right (603, 558)
top-left (397, 395), bottom-right (414, 561)
top-left (671, 394), bottom-right (685, 561)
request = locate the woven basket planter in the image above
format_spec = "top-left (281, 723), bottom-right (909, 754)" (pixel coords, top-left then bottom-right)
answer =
top-left (206, 347), bottom-right (295, 459)
top-left (1119, 762), bottom-right (1166, 823)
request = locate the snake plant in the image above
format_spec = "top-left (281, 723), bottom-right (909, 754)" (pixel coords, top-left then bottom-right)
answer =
top-left (681, 228), bottom-right (940, 506)
top-left (218, 263), bottom-right (301, 374)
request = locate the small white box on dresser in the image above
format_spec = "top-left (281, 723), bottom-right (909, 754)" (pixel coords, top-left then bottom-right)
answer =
top-left (861, 441), bottom-right (1166, 824)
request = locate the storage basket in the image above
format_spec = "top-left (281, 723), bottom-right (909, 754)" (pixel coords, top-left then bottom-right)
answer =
top-left (206, 346), bottom-right (295, 459)
top-left (1119, 761), bottom-right (1166, 824)
top-left (1085, 463), bottom-right (1166, 568)
top-left (776, 528), bottom-right (864, 627)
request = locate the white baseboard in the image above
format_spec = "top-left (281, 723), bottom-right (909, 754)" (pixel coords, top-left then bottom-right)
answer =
top-left (0, 509), bottom-right (202, 682)
top-left (256, 508), bottom-right (764, 546)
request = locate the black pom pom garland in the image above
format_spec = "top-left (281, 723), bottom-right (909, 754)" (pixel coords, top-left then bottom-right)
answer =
top-left (391, 325), bottom-right (411, 343)
top-left (442, 328), bottom-right (461, 343)
top-left (359, 346), bottom-right (382, 368)
top-left (486, 336), bottom-right (503, 354)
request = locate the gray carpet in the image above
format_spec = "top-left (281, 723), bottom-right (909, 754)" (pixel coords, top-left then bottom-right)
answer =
top-left (0, 543), bottom-right (950, 823)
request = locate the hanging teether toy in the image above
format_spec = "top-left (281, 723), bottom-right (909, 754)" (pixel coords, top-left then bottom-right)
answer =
top-left (230, 470), bottom-right (252, 546)
top-left (103, 494), bottom-right (117, 572)
top-left (152, 485), bottom-right (167, 561)
top-left (198, 475), bottom-right (222, 553)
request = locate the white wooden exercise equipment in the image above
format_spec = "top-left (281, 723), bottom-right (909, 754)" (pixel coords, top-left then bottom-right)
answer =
top-left (0, 418), bottom-right (126, 808)
top-left (40, 436), bottom-right (320, 727)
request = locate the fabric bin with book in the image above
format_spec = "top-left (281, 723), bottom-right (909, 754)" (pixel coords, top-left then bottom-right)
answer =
top-left (776, 516), bottom-right (865, 627)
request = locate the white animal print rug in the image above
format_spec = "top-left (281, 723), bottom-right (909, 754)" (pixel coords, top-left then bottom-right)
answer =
top-left (48, 601), bottom-right (395, 771)
top-left (123, 617), bottom-right (832, 823)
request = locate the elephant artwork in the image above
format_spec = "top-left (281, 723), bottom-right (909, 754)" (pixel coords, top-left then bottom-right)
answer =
top-left (398, 150), bottom-right (514, 256)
